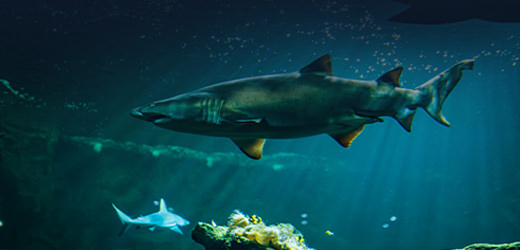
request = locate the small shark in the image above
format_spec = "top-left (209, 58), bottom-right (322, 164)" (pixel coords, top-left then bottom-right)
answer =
top-left (131, 54), bottom-right (474, 159)
top-left (112, 198), bottom-right (189, 236)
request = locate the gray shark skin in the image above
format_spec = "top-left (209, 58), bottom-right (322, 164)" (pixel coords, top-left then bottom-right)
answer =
top-left (112, 198), bottom-right (189, 236)
top-left (389, 0), bottom-right (520, 24)
top-left (131, 54), bottom-right (474, 159)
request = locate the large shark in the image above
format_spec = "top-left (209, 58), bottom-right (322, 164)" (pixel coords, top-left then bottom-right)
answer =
top-left (389, 0), bottom-right (520, 24)
top-left (131, 54), bottom-right (474, 159)
top-left (112, 198), bottom-right (189, 236)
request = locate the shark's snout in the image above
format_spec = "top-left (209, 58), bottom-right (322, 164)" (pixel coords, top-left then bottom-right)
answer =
top-left (130, 109), bottom-right (144, 119)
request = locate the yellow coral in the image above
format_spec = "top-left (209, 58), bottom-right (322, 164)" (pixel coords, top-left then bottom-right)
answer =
top-left (225, 210), bottom-right (314, 250)
top-left (227, 210), bottom-right (250, 229)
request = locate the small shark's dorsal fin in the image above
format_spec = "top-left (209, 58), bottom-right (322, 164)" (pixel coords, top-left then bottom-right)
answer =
top-left (299, 54), bottom-right (333, 76)
top-left (329, 125), bottom-right (365, 148)
top-left (231, 138), bottom-right (266, 160)
top-left (159, 198), bottom-right (168, 213)
top-left (377, 66), bottom-right (403, 87)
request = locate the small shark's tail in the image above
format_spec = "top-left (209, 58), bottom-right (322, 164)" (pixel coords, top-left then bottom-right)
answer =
top-left (416, 59), bottom-right (474, 127)
top-left (112, 204), bottom-right (133, 236)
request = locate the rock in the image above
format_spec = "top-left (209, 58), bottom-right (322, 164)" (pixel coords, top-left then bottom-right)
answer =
top-left (192, 210), bottom-right (314, 250)
top-left (453, 242), bottom-right (520, 250)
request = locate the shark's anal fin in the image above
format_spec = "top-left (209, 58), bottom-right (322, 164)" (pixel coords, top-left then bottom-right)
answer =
top-left (299, 54), bottom-right (333, 76)
top-left (395, 108), bottom-right (417, 132)
top-left (231, 138), bottom-right (266, 160)
top-left (329, 125), bottom-right (365, 148)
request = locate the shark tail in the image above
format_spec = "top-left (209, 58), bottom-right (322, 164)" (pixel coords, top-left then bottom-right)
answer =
top-left (112, 204), bottom-right (133, 236)
top-left (416, 59), bottom-right (474, 127)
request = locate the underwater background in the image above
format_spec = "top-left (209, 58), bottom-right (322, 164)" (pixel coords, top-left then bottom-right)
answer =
top-left (0, 0), bottom-right (519, 249)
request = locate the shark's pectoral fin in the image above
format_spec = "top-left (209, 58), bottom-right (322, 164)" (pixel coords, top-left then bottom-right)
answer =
top-left (222, 110), bottom-right (264, 125)
top-left (234, 118), bottom-right (263, 123)
top-left (231, 138), bottom-right (266, 160)
top-left (329, 125), bottom-right (365, 148)
top-left (170, 225), bottom-right (183, 234)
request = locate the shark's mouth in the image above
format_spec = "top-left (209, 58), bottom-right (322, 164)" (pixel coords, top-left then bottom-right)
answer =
top-left (130, 110), bottom-right (171, 123)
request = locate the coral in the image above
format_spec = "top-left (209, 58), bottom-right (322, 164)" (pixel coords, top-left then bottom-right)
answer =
top-left (192, 210), bottom-right (313, 250)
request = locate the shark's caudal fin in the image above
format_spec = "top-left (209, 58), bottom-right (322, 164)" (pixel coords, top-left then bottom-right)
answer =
top-left (112, 204), bottom-right (133, 223)
top-left (416, 59), bottom-right (474, 127)
top-left (112, 204), bottom-right (133, 236)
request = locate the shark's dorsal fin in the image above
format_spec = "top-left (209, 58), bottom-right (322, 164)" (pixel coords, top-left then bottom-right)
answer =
top-left (231, 138), bottom-right (266, 160)
top-left (329, 125), bottom-right (365, 148)
top-left (299, 54), bottom-right (333, 76)
top-left (377, 66), bottom-right (403, 87)
top-left (159, 198), bottom-right (168, 213)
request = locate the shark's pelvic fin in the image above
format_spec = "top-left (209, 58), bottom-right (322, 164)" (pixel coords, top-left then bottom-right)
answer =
top-left (329, 125), bottom-right (365, 148)
top-left (299, 54), bottom-right (333, 76)
top-left (377, 66), bottom-right (403, 88)
top-left (231, 138), bottom-right (266, 160)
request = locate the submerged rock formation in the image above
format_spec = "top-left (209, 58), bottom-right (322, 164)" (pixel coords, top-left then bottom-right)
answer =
top-left (452, 242), bottom-right (520, 250)
top-left (192, 210), bottom-right (314, 250)
top-left (65, 135), bottom-right (351, 170)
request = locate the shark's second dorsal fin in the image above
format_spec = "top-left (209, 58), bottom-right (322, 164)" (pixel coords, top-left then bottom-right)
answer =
top-left (299, 54), bottom-right (333, 76)
top-left (377, 66), bottom-right (403, 87)
top-left (159, 198), bottom-right (168, 213)
top-left (231, 138), bottom-right (266, 160)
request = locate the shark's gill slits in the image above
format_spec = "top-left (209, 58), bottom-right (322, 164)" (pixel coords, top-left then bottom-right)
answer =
top-left (201, 97), bottom-right (224, 125)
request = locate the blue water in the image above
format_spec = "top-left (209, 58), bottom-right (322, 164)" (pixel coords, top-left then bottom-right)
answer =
top-left (0, 0), bottom-right (519, 249)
